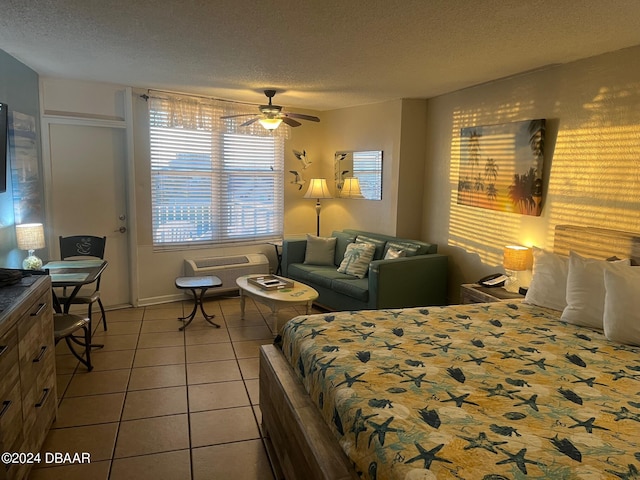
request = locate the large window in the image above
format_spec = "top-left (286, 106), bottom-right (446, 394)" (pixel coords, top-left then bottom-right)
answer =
top-left (148, 93), bottom-right (284, 246)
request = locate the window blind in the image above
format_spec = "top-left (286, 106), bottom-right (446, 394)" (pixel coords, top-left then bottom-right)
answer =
top-left (149, 94), bottom-right (284, 246)
top-left (352, 150), bottom-right (383, 200)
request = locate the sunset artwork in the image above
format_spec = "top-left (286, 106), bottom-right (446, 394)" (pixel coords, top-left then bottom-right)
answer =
top-left (457, 119), bottom-right (546, 216)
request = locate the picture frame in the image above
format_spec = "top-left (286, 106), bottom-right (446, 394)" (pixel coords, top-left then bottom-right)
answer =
top-left (457, 119), bottom-right (546, 216)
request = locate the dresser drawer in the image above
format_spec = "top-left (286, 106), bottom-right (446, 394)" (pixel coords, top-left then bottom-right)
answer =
top-left (0, 381), bottom-right (24, 452)
top-left (0, 330), bottom-right (19, 394)
top-left (18, 294), bottom-right (53, 389)
top-left (21, 366), bottom-right (56, 452)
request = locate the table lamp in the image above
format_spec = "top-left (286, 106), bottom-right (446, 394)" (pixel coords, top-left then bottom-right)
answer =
top-left (503, 245), bottom-right (532, 293)
top-left (303, 178), bottom-right (332, 236)
top-left (16, 223), bottom-right (46, 270)
top-left (340, 177), bottom-right (364, 199)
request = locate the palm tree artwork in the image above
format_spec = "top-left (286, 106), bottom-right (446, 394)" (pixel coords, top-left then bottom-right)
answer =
top-left (457, 119), bottom-right (546, 216)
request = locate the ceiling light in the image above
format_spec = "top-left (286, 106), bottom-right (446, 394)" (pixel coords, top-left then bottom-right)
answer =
top-left (258, 117), bottom-right (282, 130)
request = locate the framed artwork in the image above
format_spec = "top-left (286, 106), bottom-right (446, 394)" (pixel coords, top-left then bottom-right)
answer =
top-left (457, 119), bottom-right (545, 216)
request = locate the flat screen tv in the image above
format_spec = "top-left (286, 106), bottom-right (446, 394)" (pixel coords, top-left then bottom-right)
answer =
top-left (0, 102), bottom-right (7, 193)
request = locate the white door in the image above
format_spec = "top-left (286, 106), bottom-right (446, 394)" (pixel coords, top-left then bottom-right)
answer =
top-left (48, 123), bottom-right (130, 308)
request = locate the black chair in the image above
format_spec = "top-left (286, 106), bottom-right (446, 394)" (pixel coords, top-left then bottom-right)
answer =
top-left (58, 235), bottom-right (108, 331)
top-left (54, 313), bottom-right (93, 371)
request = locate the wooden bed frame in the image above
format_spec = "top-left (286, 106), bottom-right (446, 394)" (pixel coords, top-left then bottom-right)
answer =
top-left (259, 225), bottom-right (640, 480)
top-left (260, 344), bottom-right (358, 480)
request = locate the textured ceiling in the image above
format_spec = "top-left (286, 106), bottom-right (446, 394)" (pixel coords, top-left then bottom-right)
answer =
top-left (2, 0), bottom-right (640, 111)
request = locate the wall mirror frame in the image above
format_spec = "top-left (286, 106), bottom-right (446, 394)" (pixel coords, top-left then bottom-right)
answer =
top-left (334, 150), bottom-right (383, 200)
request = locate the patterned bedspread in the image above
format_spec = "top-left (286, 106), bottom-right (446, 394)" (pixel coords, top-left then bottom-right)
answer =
top-left (280, 302), bottom-right (640, 479)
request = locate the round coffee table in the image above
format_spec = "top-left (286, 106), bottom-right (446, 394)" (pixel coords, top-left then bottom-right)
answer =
top-left (236, 275), bottom-right (319, 334)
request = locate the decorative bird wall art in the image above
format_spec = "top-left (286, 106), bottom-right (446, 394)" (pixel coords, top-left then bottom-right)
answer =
top-left (293, 149), bottom-right (312, 169)
top-left (289, 170), bottom-right (306, 190)
top-left (335, 152), bottom-right (349, 191)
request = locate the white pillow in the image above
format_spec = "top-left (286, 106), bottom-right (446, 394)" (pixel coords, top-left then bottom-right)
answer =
top-left (337, 242), bottom-right (376, 278)
top-left (560, 251), bottom-right (630, 329)
top-left (524, 247), bottom-right (569, 311)
top-left (384, 247), bottom-right (406, 260)
top-left (603, 267), bottom-right (640, 346)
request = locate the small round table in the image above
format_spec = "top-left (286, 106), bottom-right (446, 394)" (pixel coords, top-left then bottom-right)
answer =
top-left (175, 275), bottom-right (222, 330)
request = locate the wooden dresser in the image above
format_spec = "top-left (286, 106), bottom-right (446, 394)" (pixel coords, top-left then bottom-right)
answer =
top-left (0, 275), bottom-right (57, 480)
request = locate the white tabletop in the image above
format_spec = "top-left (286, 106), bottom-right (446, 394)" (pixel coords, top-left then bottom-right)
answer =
top-left (236, 274), bottom-right (318, 302)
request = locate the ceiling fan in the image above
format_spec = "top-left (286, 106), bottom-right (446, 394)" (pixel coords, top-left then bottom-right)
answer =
top-left (221, 89), bottom-right (320, 130)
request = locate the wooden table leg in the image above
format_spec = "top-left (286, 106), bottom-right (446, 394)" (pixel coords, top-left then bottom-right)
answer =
top-left (240, 289), bottom-right (246, 320)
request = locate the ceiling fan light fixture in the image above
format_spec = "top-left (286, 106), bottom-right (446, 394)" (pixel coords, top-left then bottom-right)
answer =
top-left (258, 117), bottom-right (282, 130)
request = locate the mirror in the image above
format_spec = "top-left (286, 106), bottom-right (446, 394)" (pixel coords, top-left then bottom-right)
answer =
top-left (334, 150), bottom-right (383, 200)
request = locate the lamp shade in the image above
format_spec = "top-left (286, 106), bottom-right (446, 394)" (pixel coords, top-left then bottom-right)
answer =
top-left (503, 245), bottom-right (532, 271)
top-left (303, 178), bottom-right (332, 199)
top-left (258, 117), bottom-right (282, 130)
top-left (340, 177), bottom-right (364, 199)
top-left (16, 223), bottom-right (45, 250)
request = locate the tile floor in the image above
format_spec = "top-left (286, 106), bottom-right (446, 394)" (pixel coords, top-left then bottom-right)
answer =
top-left (31, 294), bottom-right (321, 480)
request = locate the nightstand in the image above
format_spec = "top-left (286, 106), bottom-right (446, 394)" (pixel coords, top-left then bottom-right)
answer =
top-left (460, 283), bottom-right (525, 304)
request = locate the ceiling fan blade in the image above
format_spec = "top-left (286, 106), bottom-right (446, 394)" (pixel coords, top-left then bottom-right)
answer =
top-left (240, 117), bottom-right (260, 127)
top-left (281, 117), bottom-right (302, 128)
top-left (220, 113), bottom-right (258, 119)
top-left (283, 112), bottom-right (320, 122)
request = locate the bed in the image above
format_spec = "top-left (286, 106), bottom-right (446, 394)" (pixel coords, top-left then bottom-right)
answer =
top-left (259, 226), bottom-right (640, 479)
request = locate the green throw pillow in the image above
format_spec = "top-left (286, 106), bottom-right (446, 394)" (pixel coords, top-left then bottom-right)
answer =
top-left (337, 242), bottom-right (376, 278)
top-left (304, 234), bottom-right (337, 265)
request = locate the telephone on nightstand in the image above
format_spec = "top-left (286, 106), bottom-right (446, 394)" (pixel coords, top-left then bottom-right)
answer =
top-left (477, 273), bottom-right (509, 287)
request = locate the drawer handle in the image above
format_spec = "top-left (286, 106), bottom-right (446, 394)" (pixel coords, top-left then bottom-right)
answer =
top-left (33, 346), bottom-right (47, 363)
top-left (0, 400), bottom-right (11, 418)
top-left (0, 345), bottom-right (7, 357)
top-left (31, 302), bottom-right (47, 316)
top-left (35, 388), bottom-right (50, 408)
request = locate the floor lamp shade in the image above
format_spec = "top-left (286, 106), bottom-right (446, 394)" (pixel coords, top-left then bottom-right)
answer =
top-left (340, 177), bottom-right (364, 198)
top-left (303, 179), bottom-right (332, 236)
top-left (16, 223), bottom-right (46, 269)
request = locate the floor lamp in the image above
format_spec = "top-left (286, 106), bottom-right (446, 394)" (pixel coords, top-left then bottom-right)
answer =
top-left (304, 178), bottom-right (332, 236)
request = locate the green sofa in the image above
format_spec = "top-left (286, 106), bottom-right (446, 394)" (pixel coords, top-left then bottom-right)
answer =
top-left (281, 229), bottom-right (448, 311)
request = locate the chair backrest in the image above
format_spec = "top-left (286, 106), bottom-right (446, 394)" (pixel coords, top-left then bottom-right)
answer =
top-left (59, 235), bottom-right (106, 260)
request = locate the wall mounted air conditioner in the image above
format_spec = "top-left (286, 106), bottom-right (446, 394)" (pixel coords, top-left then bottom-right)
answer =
top-left (184, 253), bottom-right (269, 292)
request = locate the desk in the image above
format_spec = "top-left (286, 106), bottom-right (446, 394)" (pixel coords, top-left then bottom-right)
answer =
top-left (42, 260), bottom-right (108, 313)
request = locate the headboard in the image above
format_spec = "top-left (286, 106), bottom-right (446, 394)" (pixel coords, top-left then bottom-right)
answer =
top-left (553, 225), bottom-right (640, 265)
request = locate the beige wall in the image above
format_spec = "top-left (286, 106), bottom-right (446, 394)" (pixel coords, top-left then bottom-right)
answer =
top-left (422, 45), bottom-right (640, 302)
top-left (130, 95), bottom-right (424, 303)
top-left (41, 45), bottom-right (640, 306)
top-left (313, 99), bottom-right (427, 237)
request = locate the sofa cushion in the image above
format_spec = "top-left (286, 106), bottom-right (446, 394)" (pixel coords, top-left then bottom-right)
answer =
top-left (332, 277), bottom-right (369, 302)
top-left (304, 234), bottom-right (336, 265)
top-left (307, 268), bottom-right (356, 289)
top-left (338, 242), bottom-right (376, 278)
top-left (383, 240), bottom-right (420, 257)
top-left (288, 264), bottom-right (354, 289)
top-left (355, 234), bottom-right (386, 260)
top-left (384, 247), bottom-right (407, 259)
top-left (331, 231), bottom-right (356, 266)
